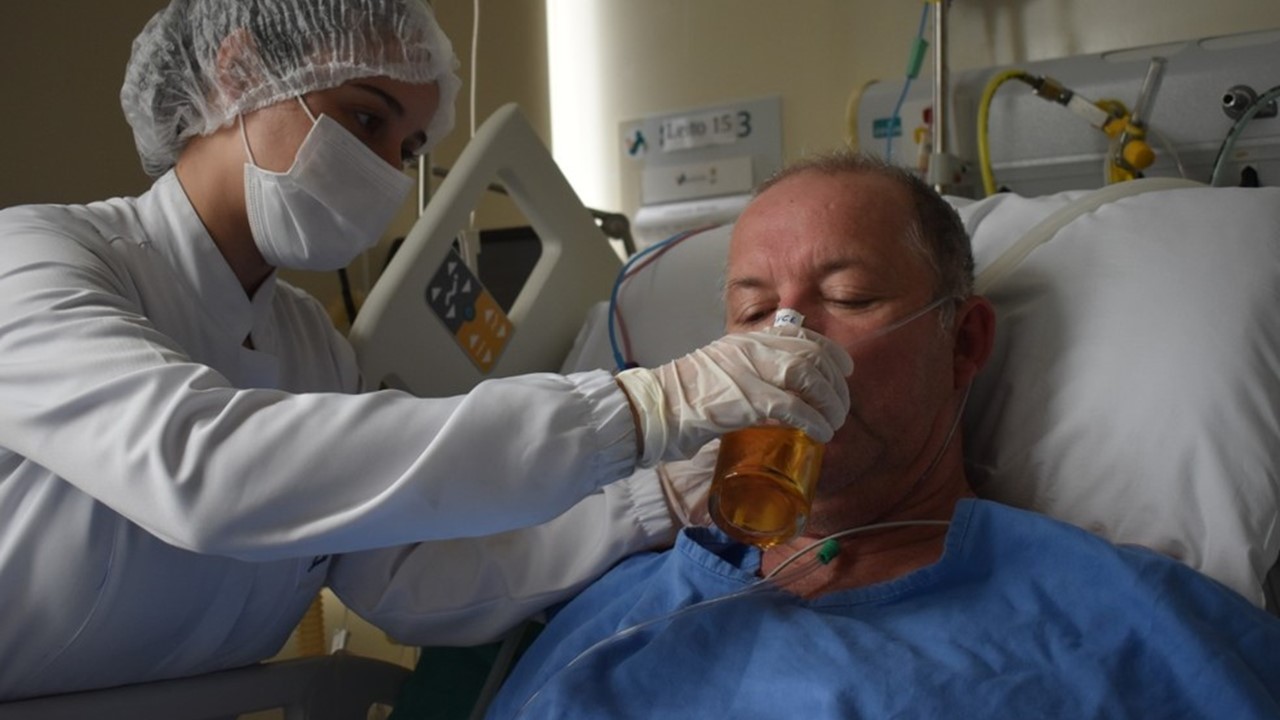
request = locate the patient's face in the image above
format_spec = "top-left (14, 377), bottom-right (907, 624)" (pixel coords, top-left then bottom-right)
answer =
top-left (725, 169), bottom-right (961, 531)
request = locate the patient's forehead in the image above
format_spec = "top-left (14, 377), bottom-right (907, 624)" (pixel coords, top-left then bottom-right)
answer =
top-left (728, 170), bottom-right (916, 272)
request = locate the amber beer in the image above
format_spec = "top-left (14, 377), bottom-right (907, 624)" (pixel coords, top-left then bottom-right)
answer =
top-left (708, 425), bottom-right (824, 548)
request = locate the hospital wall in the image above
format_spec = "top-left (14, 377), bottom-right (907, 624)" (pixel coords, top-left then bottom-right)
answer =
top-left (546, 0), bottom-right (1280, 219)
top-left (6, 2), bottom-right (1277, 294)
top-left (4, 2), bottom-right (1279, 239)
top-left (0, 1), bottom-right (548, 206)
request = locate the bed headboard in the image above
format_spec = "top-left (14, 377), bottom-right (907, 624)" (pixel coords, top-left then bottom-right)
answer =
top-left (350, 104), bottom-right (620, 398)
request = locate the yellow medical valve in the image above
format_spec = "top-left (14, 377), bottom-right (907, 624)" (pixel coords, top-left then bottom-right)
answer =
top-left (1028, 76), bottom-right (1124, 136)
top-left (1029, 60), bottom-right (1165, 184)
top-left (1123, 137), bottom-right (1155, 170)
top-left (978, 65), bottom-right (1166, 196)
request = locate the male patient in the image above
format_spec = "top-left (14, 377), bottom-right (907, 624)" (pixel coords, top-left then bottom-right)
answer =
top-left (486, 152), bottom-right (1280, 718)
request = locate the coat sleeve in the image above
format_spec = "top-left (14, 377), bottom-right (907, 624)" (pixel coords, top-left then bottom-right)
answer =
top-left (0, 208), bottom-right (641, 561)
top-left (326, 467), bottom-right (678, 646)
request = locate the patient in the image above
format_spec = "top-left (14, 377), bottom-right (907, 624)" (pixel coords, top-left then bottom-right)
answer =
top-left (485, 152), bottom-right (1280, 718)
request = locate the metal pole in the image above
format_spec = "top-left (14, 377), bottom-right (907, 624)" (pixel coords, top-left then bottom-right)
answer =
top-left (417, 155), bottom-right (430, 216)
top-left (931, 0), bottom-right (949, 192)
top-left (932, 0), bottom-right (947, 157)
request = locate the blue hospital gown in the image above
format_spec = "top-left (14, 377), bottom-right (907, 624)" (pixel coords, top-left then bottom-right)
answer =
top-left (488, 499), bottom-right (1280, 719)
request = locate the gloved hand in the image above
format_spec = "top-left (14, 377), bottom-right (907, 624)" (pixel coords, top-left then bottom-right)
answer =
top-left (616, 325), bottom-right (853, 468)
top-left (656, 438), bottom-right (720, 527)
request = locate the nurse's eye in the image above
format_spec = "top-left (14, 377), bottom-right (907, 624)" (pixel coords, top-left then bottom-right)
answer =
top-left (354, 111), bottom-right (383, 133)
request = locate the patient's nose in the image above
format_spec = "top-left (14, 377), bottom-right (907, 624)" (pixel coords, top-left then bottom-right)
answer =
top-left (775, 298), bottom-right (827, 335)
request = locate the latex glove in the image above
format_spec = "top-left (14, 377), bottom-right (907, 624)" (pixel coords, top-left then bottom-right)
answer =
top-left (616, 326), bottom-right (853, 468)
top-left (656, 438), bottom-right (720, 528)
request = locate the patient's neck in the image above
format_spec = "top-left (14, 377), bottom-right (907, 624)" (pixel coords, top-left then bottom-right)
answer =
top-left (758, 473), bottom-right (975, 599)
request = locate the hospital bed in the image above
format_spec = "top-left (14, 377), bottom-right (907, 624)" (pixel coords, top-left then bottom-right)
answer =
top-left (385, 104), bottom-right (1280, 715)
top-left (568, 180), bottom-right (1280, 615)
top-left (7, 37), bottom-right (1280, 719)
top-left (0, 655), bottom-right (409, 719)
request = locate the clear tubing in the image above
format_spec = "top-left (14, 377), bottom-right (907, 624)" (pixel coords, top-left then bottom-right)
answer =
top-left (842, 294), bottom-right (958, 353)
top-left (513, 300), bottom-right (970, 717)
top-left (1148, 125), bottom-right (1188, 179)
top-left (1105, 133), bottom-right (1122, 186)
top-left (1210, 85), bottom-right (1280, 187)
top-left (1106, 57), bottom-right (1165, 183)
top-left (735, 295), bottom-right (958, 354)
top-left (1129, 56), bottom-right (1166, 129)
top-left (885, 3), bottom-right (932, 163)
top-left (511, 520), bottom-right (953, 719)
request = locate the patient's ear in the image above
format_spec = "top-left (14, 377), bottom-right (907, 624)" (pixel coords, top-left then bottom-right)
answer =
top-left (951, 296), bottom-right (995, 389)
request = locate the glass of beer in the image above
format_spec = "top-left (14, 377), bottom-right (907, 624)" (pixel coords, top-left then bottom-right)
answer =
top-left (708, 425), bottom-right (824, 548)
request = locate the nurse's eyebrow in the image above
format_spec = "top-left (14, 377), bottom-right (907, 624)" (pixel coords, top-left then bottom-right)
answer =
top-left (351, 82), bottom-right (404, 117)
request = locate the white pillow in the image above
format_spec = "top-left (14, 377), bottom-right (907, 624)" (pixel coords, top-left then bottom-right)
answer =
top-left (562, 185), bottom-right (1280, 607)
top-left (961, 181), bottom-right (1280, 607)
top-left (560, 226), bottom-right (731, 374)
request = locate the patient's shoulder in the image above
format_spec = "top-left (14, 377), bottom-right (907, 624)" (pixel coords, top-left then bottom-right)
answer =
top-left (964, 499), bottom-right (1268, 617)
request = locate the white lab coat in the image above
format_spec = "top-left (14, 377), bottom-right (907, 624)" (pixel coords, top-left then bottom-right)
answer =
top-left (0, 172), bottom-right (676, 700)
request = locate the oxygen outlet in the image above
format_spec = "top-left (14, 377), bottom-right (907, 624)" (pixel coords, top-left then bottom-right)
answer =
top-left (1222, 85), bottom-right (1278, 121)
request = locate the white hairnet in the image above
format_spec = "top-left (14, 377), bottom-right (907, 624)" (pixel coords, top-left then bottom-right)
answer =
top-left (121, 0), bottom-right (460, 177)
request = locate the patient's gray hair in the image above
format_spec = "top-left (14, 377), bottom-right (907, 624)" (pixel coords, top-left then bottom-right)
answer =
top-left (756, 151), bottom-right (975, 318)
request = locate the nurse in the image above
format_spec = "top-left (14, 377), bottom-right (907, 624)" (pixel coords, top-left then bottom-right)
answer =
top-left (0, 0), bottom-right (851, 700)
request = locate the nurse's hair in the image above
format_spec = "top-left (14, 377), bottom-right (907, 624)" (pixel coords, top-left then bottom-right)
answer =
top-left (756, 151), bottom-right (976, 314)
top-left (120, 0), bottom-right (461, 177)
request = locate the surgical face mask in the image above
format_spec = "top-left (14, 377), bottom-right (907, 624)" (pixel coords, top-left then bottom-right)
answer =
top-left (241, 98), bottom-right (414, 271)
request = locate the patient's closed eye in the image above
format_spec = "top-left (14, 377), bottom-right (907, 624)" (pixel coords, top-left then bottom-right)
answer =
top-left (732, 305), bottom-right (777, 328)
top-left (828, 297), bottom-right (875, 310)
